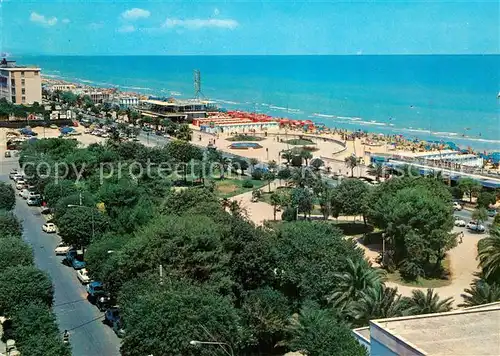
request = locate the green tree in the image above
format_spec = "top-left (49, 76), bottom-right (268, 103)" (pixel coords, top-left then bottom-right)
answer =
top-left (406, 289), bottom-right (453, 315)
top-left (0, 266), bottom-right (54, 316)
top-left (459, 279), bottom-right (500, 307)
top-left (0, 210), bottom-right (23, 239)
top-left (328, 258), bottom-right (384, 311)
top-left (263, 171), bottom-right (276, 193)
top-left (289, 302), bottom-right (367, 356)
top-left (477, 227), bottom-right (500, 283)
top-left (333, 178), bottom-right (370, 224)
top-left (477, 191), bottom-right (496, 208)
top-left (0, 237), bottom-right (33, 273)
top-left (166, 140), bottom-right (203, 181)
top-left (277, 168), bottom-right (292, 185)
top-left (458, 177), bottom-right (482, 203)
top-left (272, 222), bottom-right (364, 304)
top-left (291, 187), bottom-right (313, 219)
top-left (56, 207), bottom-right (108, 248)
top-left (368, 162), bottom-right (385, 182)
top-left (249, 158), bottom-right (259, 170)
top-left (347, 285), bottom-right (409, 326)
top-left (300, 150), bottom-right (313, 166)
top-left (176, 123), bottom-right (192, 141)
top-left (10, 302), bottom-right (71, 356)
top-left (267, 160), bottom-right (278, 172)
top-left (309, 157), bottom-right (325, 171)
top-left (241, 287), bottom-right (291, 353)
top-left (369, 185), bottom-right (455, 276)
top-left (119, 279), bottom-right (242, 356)
top-left (43, 180), bottom-right (78, 208)
top-left (472, 207), bottom-right (488, 228)
top-left (345, 155), bottom-right (360, 177)
top-left (270, 191), bottom-right (286, 220)
top-left (0, 182), bottom-right (15, 210)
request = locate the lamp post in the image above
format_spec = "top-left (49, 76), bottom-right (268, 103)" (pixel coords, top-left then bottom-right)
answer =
top-left (67, 198), bottom-right (95, 242)
top-left (189, 340), bottom-right (234, 356)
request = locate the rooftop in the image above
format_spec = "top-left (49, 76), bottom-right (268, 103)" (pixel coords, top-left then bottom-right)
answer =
top-left (0, 58), bottom-right (40, 71)
top-left (371, 303), bottom-right (500, 355)
top-left (141, 99), bottom-right (213, 107)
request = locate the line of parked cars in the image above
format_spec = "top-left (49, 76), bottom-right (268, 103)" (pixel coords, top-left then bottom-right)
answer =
top-left (53, 236), bottom-right (125, 337)
top-left (10, 169), bottom-right (42, 206)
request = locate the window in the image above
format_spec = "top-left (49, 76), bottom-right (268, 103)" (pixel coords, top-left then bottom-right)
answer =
top-left (34, 71), bottom-right (39, 76)
top-left (21, 79), bottom-right (25, 86)
top-left (22, 96), bottom-right (26, 103)
top-left (21, 71), bottom-right (25, 77)
top-left (10, 79), bottom-right (15, 87)
top-left (21, 88), bottom-right (26, 95)
top-left (11, 96), bottom-right (16, 103)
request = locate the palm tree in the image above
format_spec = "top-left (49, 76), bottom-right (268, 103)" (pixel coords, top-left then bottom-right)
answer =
top-left (270, 191), bottom-right (282, 220)
top-left (368, 162), bottom-right (385, 182)
top-left (345, 155), bottom-right (360, 177)
top-left (459, 279), bottom-right (500, 307)
top-left (477, 227), bottom-right (500, 282)
top-left (300, 150), bottom-right (313, 166)
top-left (218, 156), bottom-right (231, 179)
top-left (176, 124), bottom-right (192, 141)
top-left (328, 258), bottom-right (385, 310)
top-left (281, 150), bottom-right (293, 165)
top-left (249, 158), bottom-right (259, 171)
top-left (267, 160), bottom-right (278, 172)
top-left (347, 285), bottom-right (409, 326)
top-left (406, 289), bottom-right (453, 315)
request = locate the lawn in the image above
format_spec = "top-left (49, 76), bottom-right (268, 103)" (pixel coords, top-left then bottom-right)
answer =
top-left (384, 258), bottom-right (452, 288)
top-left (283, 138), bottom-right (316, 145)
top-left (216, 178), bottom-right (266, 198)
top-left (226, 134), bottom-right (265, 142)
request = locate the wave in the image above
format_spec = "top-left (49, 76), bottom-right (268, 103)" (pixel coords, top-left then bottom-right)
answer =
top-left (213, 99), bottom-right (240, 105)
top-left (41, 73), bottom-right (62, 79)
top-left (312, 113), bottom-right (336, 118)
top-left (268, 105), bottom-right (302, 113)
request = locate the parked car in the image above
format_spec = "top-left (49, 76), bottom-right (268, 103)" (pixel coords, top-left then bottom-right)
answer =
top-left (454, 217), bottom-right (466, 227)
top-left (87, 281), bottom-right (105, 302)
top-left (54, 242), bottom-right (72, 255)
top-left (4, 150), bottom-right (11, 158)
top-left (65, 249), bottom-right (86, 270)
top-left (19, 189), bottom-right (29, 199)
top-left (13, 174), bottom-right (24, 182)
top-left (42, 223), bottom-right (57, 233)
top-left (26, 197), bottom-right (41, 206)
top-left (487, 209), bottom-right (497, 217)
top-left (76, 268), bottom-right (91, 284)
top-left (452, 202), bottom-right (463, 211)
top-left (28, 192), bottom-right (41, 199)
top-left (466, 221), bottom-right (485, 233)
top-left (9, 169), bottom-right (19, 179)
top-left (96, 294), bottom-right (113, 311)
top-left (50, 124), bottom-right (58, 129)
top-left (104, 307), bottom-right (121, 326)
top-left (113, 319), bottom-right (126, 338)
top-left (15, 181), bottom-right (26, 190)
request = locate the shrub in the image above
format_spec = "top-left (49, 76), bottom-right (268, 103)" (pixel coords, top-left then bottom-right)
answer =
top-left (281, 206), bottom-right (297, 221)
top-left (399, 259), bottom-right (425, 281)
top-left (242, 180), bottom-right (254, 188)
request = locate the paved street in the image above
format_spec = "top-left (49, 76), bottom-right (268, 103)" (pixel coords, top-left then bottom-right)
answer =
top-left (0, 159), bottom-right (120, 356)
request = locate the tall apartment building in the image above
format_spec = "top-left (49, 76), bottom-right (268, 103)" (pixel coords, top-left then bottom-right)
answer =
top-left (0, 58), bottom-right (42, 105)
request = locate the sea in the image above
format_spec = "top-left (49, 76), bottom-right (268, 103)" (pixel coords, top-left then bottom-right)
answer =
top-left (19, 55), bottom-right (500, 151)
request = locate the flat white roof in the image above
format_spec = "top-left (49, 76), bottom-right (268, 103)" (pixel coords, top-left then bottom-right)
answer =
top-left (1, 67), bottom-right (40, 71)
top-left (372, 304), bottom-right (500, 355)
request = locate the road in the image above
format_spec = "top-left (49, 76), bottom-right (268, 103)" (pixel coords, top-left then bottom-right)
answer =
top-left (0, 159), bottom-right (121, 356)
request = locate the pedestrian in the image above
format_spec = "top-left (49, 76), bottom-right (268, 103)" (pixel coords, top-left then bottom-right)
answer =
top-left (459, 232), bottom-right (463, 244)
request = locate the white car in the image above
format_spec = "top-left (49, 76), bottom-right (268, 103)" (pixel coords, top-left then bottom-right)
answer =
top-left (466, 221), bottom-right (485, 233)
top-left (42, 223), bottom-right (57, 233)
top-left (15, 181), bottom-right (26, 190)
top-left (12, 174), bottom-right (24, 182)
top-left (452, 202), bottom-right (463, 211)
top-left (76, 268), bottom-right (91, 284)
top-left (9, 169), bottom-right (19, 179)
top-left (19, 189), bottom-right (30, 199)
top-left (454, 217), bottom-right (466, 227)
top-left (54, 242), bottom-right (72, 255)
top-left (28, 192), bottom-right (41, 200)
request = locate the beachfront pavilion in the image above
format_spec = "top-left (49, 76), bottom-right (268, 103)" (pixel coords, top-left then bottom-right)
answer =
top-left (138, 99), bottom-right (214, 122)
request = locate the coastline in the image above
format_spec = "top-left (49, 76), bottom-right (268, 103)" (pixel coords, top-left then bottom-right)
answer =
top-left (40, 68), bottom-right (500, 153)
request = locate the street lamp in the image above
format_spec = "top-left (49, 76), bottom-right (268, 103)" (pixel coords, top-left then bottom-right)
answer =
top-left (189, 340), bottom-right (234, 356)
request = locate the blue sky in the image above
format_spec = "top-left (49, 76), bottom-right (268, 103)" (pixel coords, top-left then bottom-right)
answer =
top-left (1, 0), bottom-right (498, 55)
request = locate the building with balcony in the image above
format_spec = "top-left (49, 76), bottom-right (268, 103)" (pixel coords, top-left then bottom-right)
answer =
top-left (352, 302), bottom-right (500, 355)
top-left (0, 58), bottom-right (42, 105)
